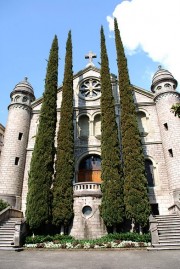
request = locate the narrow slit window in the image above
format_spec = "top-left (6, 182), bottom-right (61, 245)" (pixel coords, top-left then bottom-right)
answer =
top-left (18, 132), bottom-right (23, 140)
top-left (164, 123), bottom-right (168, 130)
top-left (168, 149), bottom-right (173, 157)
top-left (15, 157), bottom-right (19, 165)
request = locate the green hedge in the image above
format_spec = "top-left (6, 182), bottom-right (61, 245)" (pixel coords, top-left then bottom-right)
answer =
top-left (25, 232), bottom-right (150, 245)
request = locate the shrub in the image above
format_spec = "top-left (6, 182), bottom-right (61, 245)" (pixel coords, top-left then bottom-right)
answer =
top-left (25, 234), bottom-right (73, 244)
top-left (0, 199), bottom-right (9, 212)
top-left (101, 232), bottom-right (151, 243)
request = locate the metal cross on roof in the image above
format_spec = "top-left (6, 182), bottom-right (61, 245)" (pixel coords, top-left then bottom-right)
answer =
top-left (85, 51), bottom-right (97, 66)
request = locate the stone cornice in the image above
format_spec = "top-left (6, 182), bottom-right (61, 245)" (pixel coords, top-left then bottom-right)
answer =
top-left (8, 103), bottom-right (32, 112)
top-left (154, 91), bottom-right (180, 103)
top-left (142, 141), bottom-right (162, 145)
top-left (136, 102), bottom-right (155, 107)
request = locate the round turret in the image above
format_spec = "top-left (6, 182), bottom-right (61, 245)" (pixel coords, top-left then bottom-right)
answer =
top-left (151, 67), bottom-right (180, 205)
top-left (0, 78), bottom-right (35, 209)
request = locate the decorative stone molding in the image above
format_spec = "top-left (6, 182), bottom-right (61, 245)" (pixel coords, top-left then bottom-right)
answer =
top-left (77, 77), bottom-right (101, 101)
top-left (73, 182), bottom-right (102, 198)
top-left (154, 91), bottom-right (180, 103)
top-left (8, 103), bottom-right (32, 112)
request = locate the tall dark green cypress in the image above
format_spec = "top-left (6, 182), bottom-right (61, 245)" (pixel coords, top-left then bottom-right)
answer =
top-left (114, 18), bottom-right (150, 228)
top-left (100, 26), bottom-right (124, 230)
top-left (52, 31), bottom-right (74, 233)
top-left (26, 36), bottom-right (58, 230)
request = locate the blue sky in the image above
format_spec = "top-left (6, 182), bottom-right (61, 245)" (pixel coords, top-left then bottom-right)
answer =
top-left (1, 0), bottom-right (179, 126)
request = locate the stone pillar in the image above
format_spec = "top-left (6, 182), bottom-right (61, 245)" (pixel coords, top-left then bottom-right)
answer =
top-left (70, 183), bottom-right (107, 239)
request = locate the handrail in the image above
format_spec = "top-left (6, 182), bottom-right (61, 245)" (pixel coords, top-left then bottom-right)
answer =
top-left (0, 206), bottom-right (11, 223)
top-left (168, 202), bottom-right (180, 216)
top-left (149, 214), bottom-right (159, 245)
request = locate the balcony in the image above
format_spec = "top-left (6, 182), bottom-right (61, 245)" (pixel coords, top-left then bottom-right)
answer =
top-left (73, 182), bottom-right (102, 197)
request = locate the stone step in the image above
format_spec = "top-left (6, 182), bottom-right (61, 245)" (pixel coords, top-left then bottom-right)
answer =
top-left (155, 215), bottom-right (179, 219)
top-left (158, 227), bottom-right (180, 231)
top-left (0, 247), bottom-right (22, 251)
top-left (159, 231), bottom-right (180, 235)
top-left (159, 233), bottom-right (180, 239)
top-left (156, 219), bottom-right (180, 222)
top-left (153, 243), bottom-right (180, 247)
top-left (150, 214), bottom-right (180, 250)
top-left (0, 230), bottom-right (15, 233)
top-left (159, 239), bottom-right (180, 243)
top-left (1, 220), bottom-right (16, 224)
top-left (147, 246), bottom-right (180, 251)
top-left (0, 233), bottom-right (14, 240)
top-left (3, 219), bottom-right (18, 222)
top-left (155, 214), bottom-right (178, 217)
top-left (157, 217), bottom-right (180, 220)
top-left (0, 244), bottom-right (14, 248)
top-left (0, 228), bottom-right (15, 231)
top-left (158, 225), bottom-right (180, 228)
top-left (0, 240), bottom-right (14, 244)
top-left (0, 224), bottom-right (15, 229)
top-left (157, 220), bottom-right (180, 223)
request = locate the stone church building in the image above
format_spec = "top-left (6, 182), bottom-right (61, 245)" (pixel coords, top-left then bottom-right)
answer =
top-left (0, 55), bottom-right (180, 238)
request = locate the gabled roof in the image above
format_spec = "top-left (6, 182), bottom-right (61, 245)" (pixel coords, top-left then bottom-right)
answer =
top-left (73, 65), bottom-right (117, 80)
top-left (132, 84), bottom-right (153, 99)
top-left (31, 65), bottom-right (153, 108)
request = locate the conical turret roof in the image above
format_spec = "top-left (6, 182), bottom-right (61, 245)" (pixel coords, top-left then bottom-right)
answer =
top-left (11, 77), bottom-right (34, 96)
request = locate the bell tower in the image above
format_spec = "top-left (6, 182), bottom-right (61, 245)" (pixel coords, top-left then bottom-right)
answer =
top-left (0, 78), bottom-right (35, 209)
top-left (151, 67), bottom-right (180, 205)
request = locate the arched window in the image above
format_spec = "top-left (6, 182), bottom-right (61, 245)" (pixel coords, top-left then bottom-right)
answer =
top-left (137, 111), bottom-right (148, 136)
top-left (14, 95), bottom-right (20, 102)
top-left (78, 154), bottom-right (102, 183)
top-left (94, 114), bottom-right (101, 138)
top-left (78, 115), bottom-right (89, 138)
top-left (145, 159), bottom-right (154, 187)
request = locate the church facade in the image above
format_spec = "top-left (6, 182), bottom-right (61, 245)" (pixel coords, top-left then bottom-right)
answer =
top-left (0, 58), bottom-right (180, 238)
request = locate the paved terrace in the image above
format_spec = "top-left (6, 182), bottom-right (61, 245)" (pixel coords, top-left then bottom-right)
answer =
top-left (0, 249), bottom-right (180, 269)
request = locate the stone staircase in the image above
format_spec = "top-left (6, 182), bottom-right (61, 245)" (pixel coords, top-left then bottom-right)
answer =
top-left (149, 213), bottom-right (180, 250)
top-left (0, 218), bottom-right (20, 250)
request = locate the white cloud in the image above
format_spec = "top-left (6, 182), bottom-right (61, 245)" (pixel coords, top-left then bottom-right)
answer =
top-left (107, 0), bottom-right (180, 86)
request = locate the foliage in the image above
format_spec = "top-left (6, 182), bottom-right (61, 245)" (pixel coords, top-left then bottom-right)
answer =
top-left (52, 31), bottom-right (74, 229)
top-left (25, 234), bottom-right (73, 244)
top-left (25, 232), bottom-right (150, 245)
top-left (25, 232), bottom-right (151, 249)
top-left (100, 26), bottom-right (124, 229)
top-left (114, 18), bottom-right (150, 227)
top-left (26, 35), bottom-right (59, 230)
top-left (171, 103), bottom-right (180, 117)
top-left (101, 232), bottom-right (150, 243)
top-left (0, 199), bottom-right (9, 212)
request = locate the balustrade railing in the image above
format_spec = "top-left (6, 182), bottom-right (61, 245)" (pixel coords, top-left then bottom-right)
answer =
top-left (74, 182), bottom-right (101, 191)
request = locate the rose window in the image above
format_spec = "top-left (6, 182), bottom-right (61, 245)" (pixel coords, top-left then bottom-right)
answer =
top-left (79, 78), bottom-right (101, 99)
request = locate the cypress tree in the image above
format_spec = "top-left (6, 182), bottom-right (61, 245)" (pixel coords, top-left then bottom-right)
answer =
top-left (26, 36), bottom-right (58, 230)
top-left (114, 18), bottom-right (150, 228)
top-left (100, 26), bottom-right (124, 231)
top-left (52, 31), bottom-right (74, 233)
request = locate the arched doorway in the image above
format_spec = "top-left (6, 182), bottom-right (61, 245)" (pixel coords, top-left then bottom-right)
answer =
top-left (78, 154), bottom-right (102, 183)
